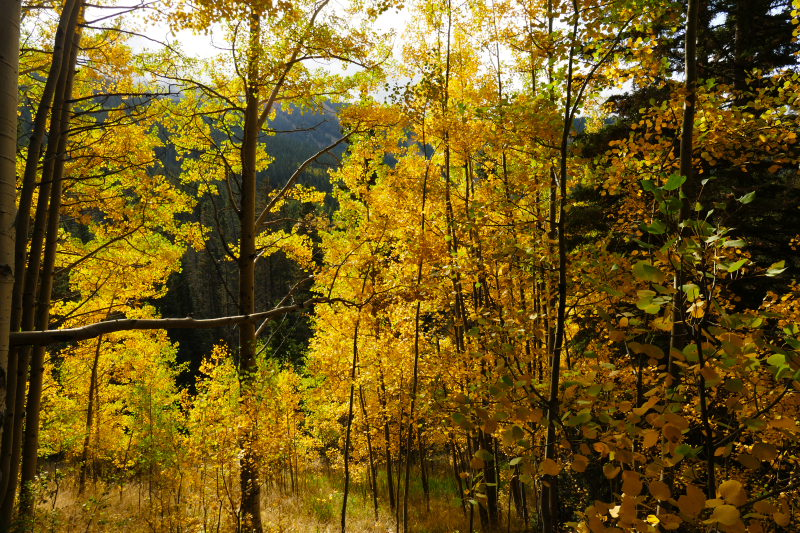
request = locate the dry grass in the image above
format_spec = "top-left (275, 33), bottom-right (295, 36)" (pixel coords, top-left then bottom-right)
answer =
top-left (11, 465), bottom-right (529, 532)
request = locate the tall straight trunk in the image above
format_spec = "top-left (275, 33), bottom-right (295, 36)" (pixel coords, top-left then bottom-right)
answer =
top-left (449, 439), bottom-right (466, 515)
top-left (359, 387), bottom-right (379, 521)
top-left (668, 0), bottom-right (699, 381)
top-left (342, 280), bottom-right (366, 533)
top-left (541, 5), bottom-right (578, 531)
top-left (237, 12), bottom-right (263, 533)
top-left (379, 375), bottom-right (396, 512)
top-left (661, 8), bottom-right (700, 514)
top-left (417, 428), bottom-right (429, 513)
top-left (0, 0), bottom-right (20, 496)
top-left (79, 335), bottom-right (104, 495)
top-left (479, 430), bottom-right (498, 528)
top-left (402, 102), bottom-right (431, 533)
top-left (384, 421), bottom-right (395, 511)
top-left (19, 17), bottom-right (82, 515)
top-left (0, 0), bottom-right (77, 506)
top-left (0, 3), bottom-right (81, 520)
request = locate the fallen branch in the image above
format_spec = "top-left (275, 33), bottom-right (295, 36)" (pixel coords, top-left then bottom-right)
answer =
top-left (10, 297), bottom-right (325, 346)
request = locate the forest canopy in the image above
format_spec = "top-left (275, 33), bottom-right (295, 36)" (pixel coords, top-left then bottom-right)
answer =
top-left (1, 0), bottom-right (800, 532)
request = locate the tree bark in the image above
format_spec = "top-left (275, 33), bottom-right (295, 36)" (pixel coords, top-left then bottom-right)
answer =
top-left (78, 335), bottom-right (103, 495)
top-left (19, 14), bottom-right (83, 516)
top-left (237, 12), bottom-right (263, 533)
top-left (0, 0), bottom-right (77, 507)
top-left (359, 387), bottom-right (379, 521)
top-left (341, 311), bottom-right (361, 533)
top-left (0, 0), bottom-right (20, 498)
top-left (0, 1), bottom-right (82, 520)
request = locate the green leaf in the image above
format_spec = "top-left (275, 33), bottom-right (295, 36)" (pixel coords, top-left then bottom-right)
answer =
top-left (737, 191), bottom-right (756, 204)
top-left (451, 498), bottom-right (463, 508)
top-left (745, 419), bottom-right (767, 431)
top-left (646, 219), bottom-right (667, 234)
top-left (681, 284), bottom-right (700, 302)
top-left (728, 258), bottom-right (747, 272)
top-left (509, 457), bottom-right (523, 466)
top-left (724, 378), bottom-right (743, 392)
top-left (632, 261), bottom-right (666, 283)
top-left (767, 260), bottom-right (787, 277)
top-left (674, 444), bottom-right (692, 456)
top-left (664, 173), bottom-right (686, 191)
top-left (767, 353), bottom-right (786, 366)
top-left (724, 239), bottom-right (746, 248)
top-left (566, 412), bottom-right (592, 426)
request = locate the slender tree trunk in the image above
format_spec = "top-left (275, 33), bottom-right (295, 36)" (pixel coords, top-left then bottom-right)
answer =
top-left (359, 387), bottom-right (379, 521)
top-left (669, 0), bottom-right (699, 380)
top-left (1, 3), bottom-right (81, 520)
top-left (541, 6), bottom-right (579, 531)
top-left (19, 16), bottom-right (83, 515)
top-left (450, 439), bottom-right (466, 515)
top-left (237, 12), bottom-right (264, 533)
top-left (417, 428), bottom-right (429, 513)
top-left (0, 0), bottom-right (19, 498)
top-left (0, 0), bottom-right (78, 508)
top-left (78, 335), bottom-right (104, 495)
top-left (341, 294), bottom-right (364, 533)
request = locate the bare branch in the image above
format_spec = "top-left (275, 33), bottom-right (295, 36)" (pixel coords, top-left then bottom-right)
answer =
top-left (254, 134), bottom-right (351, 229)
top-left (11, 297), bottom-right (326, 346)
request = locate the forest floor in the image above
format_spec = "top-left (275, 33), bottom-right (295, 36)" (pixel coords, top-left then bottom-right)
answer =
top-left (18, 465), bottom-right (532, 532)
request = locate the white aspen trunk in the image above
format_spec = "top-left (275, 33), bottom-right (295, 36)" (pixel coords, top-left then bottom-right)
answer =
top-left (0, 0), bottom-right (19, 488)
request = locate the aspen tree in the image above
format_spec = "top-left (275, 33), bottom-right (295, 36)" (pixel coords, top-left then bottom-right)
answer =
top-left (0, 0), bottom-right (19, 492)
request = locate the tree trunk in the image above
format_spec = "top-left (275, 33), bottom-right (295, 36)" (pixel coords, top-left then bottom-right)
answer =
top-left (237, 12), bottom-right (263, 533)
top-left (78, 335), bottom-right (104, 495)
top-left (359, 387), bottom-right (379, 521)
top-left (0, 0), bottom-right (20, 498)
top-left (450, 439), bottom-right (466, 515)
top-left (417, 428), bottom-right (429, 513)
top-left (19, 15), bottom-right (82, 516)
top-left (541, 5), bottom-right (579, 530)
top-left (0, 0), bottom-right (77, 508)
top-left (341, 306), bottom-right (362, 533)
top-left (0, 2), bottom-right (82, 520)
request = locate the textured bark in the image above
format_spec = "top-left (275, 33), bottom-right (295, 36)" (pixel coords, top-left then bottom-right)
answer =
top-left (341, 313), bottom-right (361, 533)
top-left (0, 0), bottom-right (20, 497)
top-left (19, 15), bottom-right (82, 517)
top-left (0, 1), bottom-right (82, 520)
top-left (358, 387), bottom-right (379, 521)
top-left (0, 0), bottom-right (77, 508)
top-left (541, 5), bottom-right (578, 531)
top-left (236, 14), bottom-right (263, 533)
top-left (78, 336), bottom-right (103, 495)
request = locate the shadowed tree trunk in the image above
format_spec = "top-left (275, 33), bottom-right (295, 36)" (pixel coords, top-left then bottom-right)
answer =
top-left (19, 12), bottom-right (83, 517)
top-left (0, 0), bottom-right (77, 509)
top-left (0, 0), bottom-right (20, 497)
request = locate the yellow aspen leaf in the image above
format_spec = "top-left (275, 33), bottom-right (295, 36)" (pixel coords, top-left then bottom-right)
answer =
top-left (717, 480), bottom-right (747, 506)
top-left (542, 458), bottom-right (559, 476)
top-left (571, 454), bottom-right (589, 473)
top-left (677, 484), bottom-right (706, 517)
top-left (754, 501), bottom-right (778, 514)
top-left (751, 442), bottom-right (778, 461)
top-left (603, 464), bottom-right (620, 479)
top-left (663, 424), bottom-right (683, 443)
top-left (642, 430), bottom-right (659, 448)
top-left (621, 471), bottom-right (642, 496)
top-left (649, 480), bottom-right (671, 501)
top-left (704, 505), bottom-right (740, 526)
top-left (737, 453), bottom-right (761, 470)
